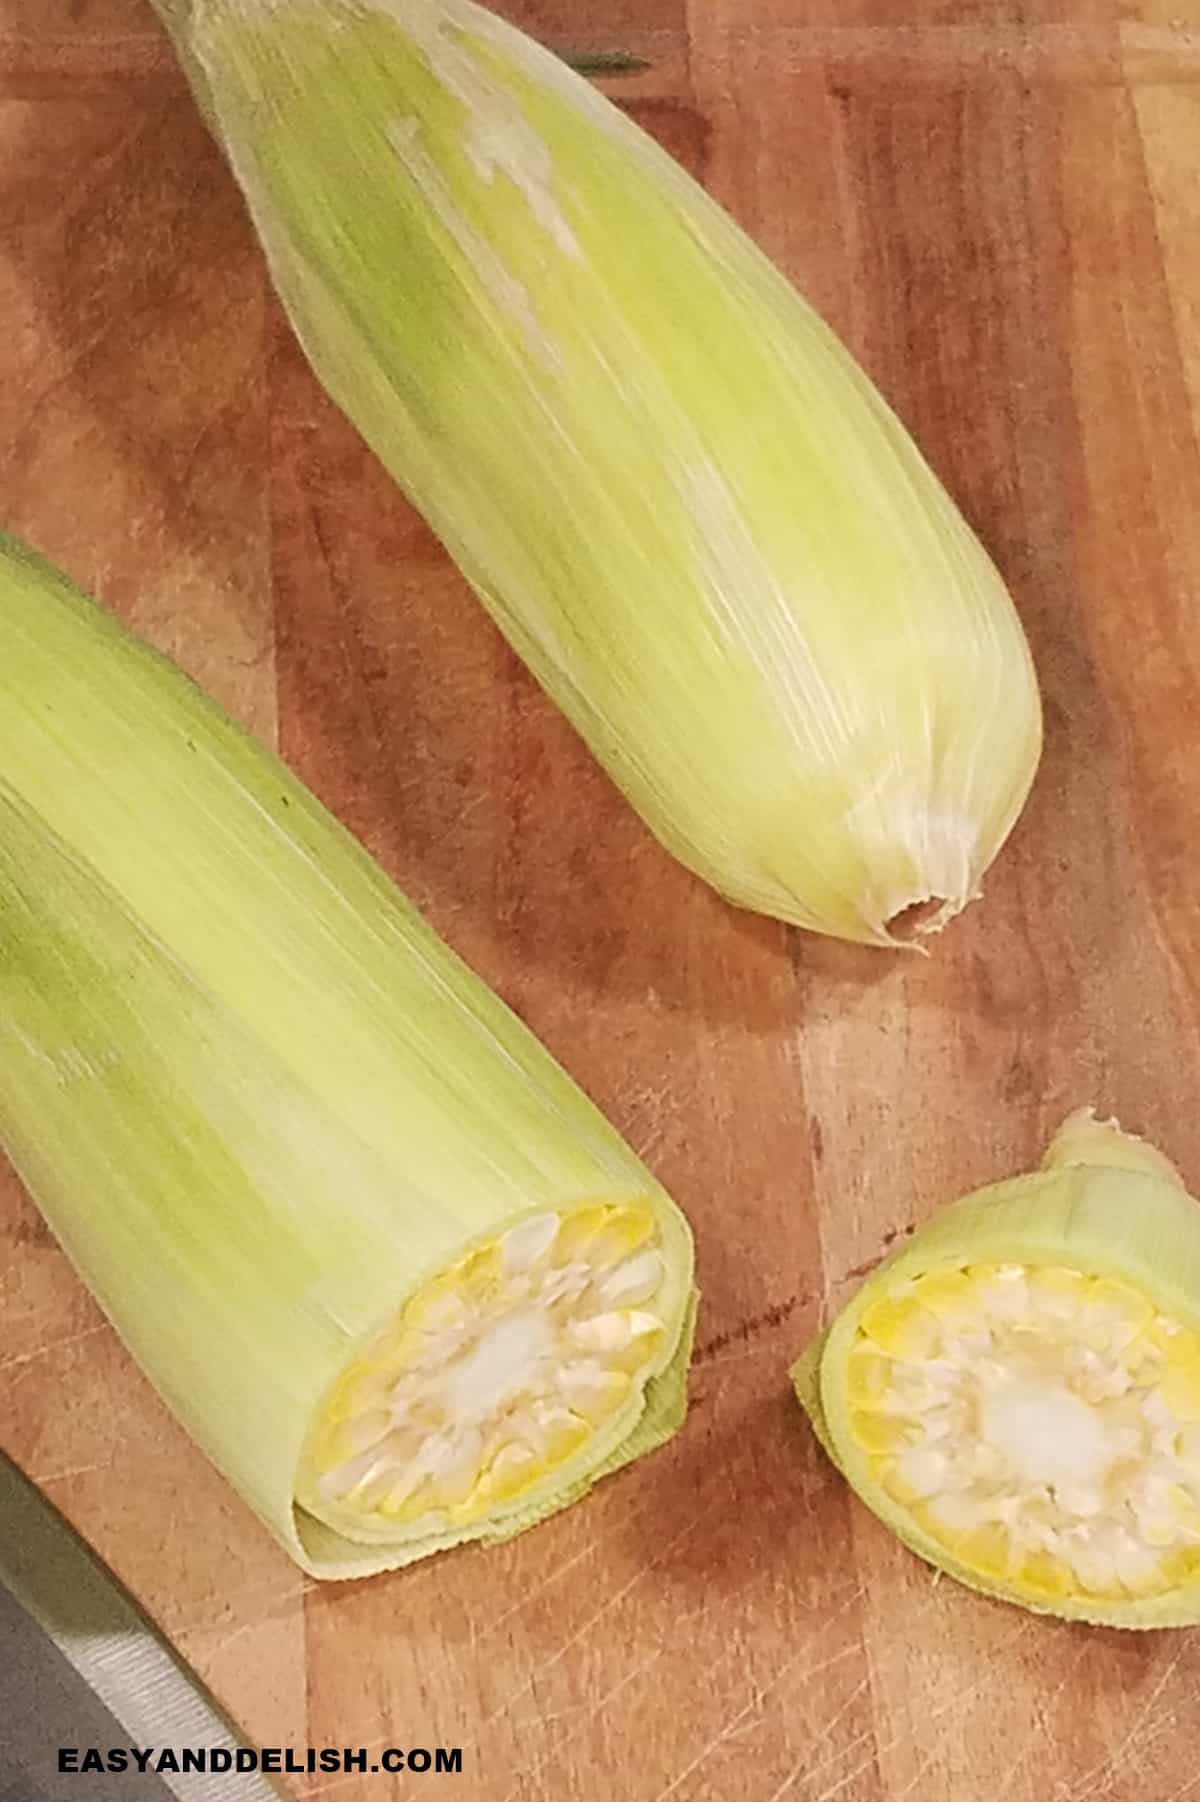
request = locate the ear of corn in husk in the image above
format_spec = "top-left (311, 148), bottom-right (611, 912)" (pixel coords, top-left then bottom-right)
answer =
top-left (792, 1111), bottom-right (1200, 1627)
top-left (0, 533), bottom-right (696, 1579)
top-left (147, 0), bottom-right (1041, 948)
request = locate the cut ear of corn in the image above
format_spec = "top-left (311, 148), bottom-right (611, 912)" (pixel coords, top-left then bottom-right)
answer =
top-left (792, 1112), bottom-right (1200, 1626)
top-left (147, 0), bottom-right (1041, 947)
top-left (0, 533), bottom-right (696, 1579)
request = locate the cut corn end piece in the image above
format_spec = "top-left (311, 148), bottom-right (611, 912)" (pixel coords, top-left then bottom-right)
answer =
top-left (792, 1110), bottom-right (1200, 1626)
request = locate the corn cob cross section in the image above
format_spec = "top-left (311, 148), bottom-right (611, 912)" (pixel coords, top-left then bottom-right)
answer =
top-left (793, 1113), bottom-right (1200, 1626)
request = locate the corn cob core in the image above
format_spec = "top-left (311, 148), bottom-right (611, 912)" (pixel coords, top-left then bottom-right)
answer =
top-left (794, 1114), bottom-right (1200, 1626)
top-left (301, 1203), bottom-right (668, 1536)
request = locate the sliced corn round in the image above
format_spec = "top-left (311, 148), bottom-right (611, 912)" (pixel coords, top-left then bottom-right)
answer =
top-left (793, 1111), bottom-right (1200, 1627)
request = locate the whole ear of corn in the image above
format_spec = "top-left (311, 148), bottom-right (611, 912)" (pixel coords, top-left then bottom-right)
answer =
top-left (148, 0), bottom-right (1041, 948)
top-left (792, 1113), bottom-right (1200, 1627)
top-left (0, 533), bottom-right (696, 1579)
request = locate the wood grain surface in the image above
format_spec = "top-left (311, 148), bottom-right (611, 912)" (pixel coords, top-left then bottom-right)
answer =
top-left (3, 0), bottom-right (1200, 1796)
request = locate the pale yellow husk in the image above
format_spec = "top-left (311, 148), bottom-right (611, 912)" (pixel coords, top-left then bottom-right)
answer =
top-left (148, 0), bottom-right (1042, 946)
top-left (793, 1113), bottom-right (1200, 1626)
top-left (0, 533), bottom-right (696, 1579)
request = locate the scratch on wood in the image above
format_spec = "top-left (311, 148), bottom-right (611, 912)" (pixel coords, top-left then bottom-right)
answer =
top-left (774, 1646), bottom-right (914, 1802)
top-left (320, 1487), bottom-right (670, 1762)
top-left (992, 1637), bottom-right (1094, 1801)
top-left (693, 1242), bottom-right (919, 1371)
top-left (694, 1295), bottom-right (801, 1363)
top-left (161, 1577), bottom-right (314, 1634)
top-left (1063, 1646), bottom-right (1183, 1801)
top-left (480, 1496), bottom-right (725, 1719)
top-left (0, 1322), bottom-right (108, 1374)
top-left (306, 1494), bottom-right (676, 1787)
top-left (32, 1461), bottom-right (112, 1484)
top-left (498, 1641), bottom-right (666, 1802)
top-left (691, 1341), bottom-right (789, 1375)
top-left (810, 1751), bottom-right (884, 1802)
top-left (451, 1481), bottom-right (668, 1647)
top-left (307, 1498), bottom-right (727, 1798)
top-left (1160, 1770), bottom-right (1200, 1802)
top-left (768, 1616), bottom-right (1037, 1802)
top-left (506, 1610), bottom-right (697, 1731)
top-left (646, 1579), bottom-right (871, 1802)
top-left (890, 1744), bottom-right (946, 1802)
top-left (839, 1225), bottom-right (915, 1285)
top-left (203, 1616), bottom-right (266, 1662)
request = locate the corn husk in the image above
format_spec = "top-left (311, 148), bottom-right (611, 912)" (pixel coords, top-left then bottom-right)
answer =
top-left (148, 0), bottom-right (1042, 946)
top-left (0, 533), bottom-right (695, 1579)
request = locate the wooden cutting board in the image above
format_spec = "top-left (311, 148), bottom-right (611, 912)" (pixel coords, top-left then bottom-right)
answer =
top-left (3, 1), bottom-right (1200, 1796)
